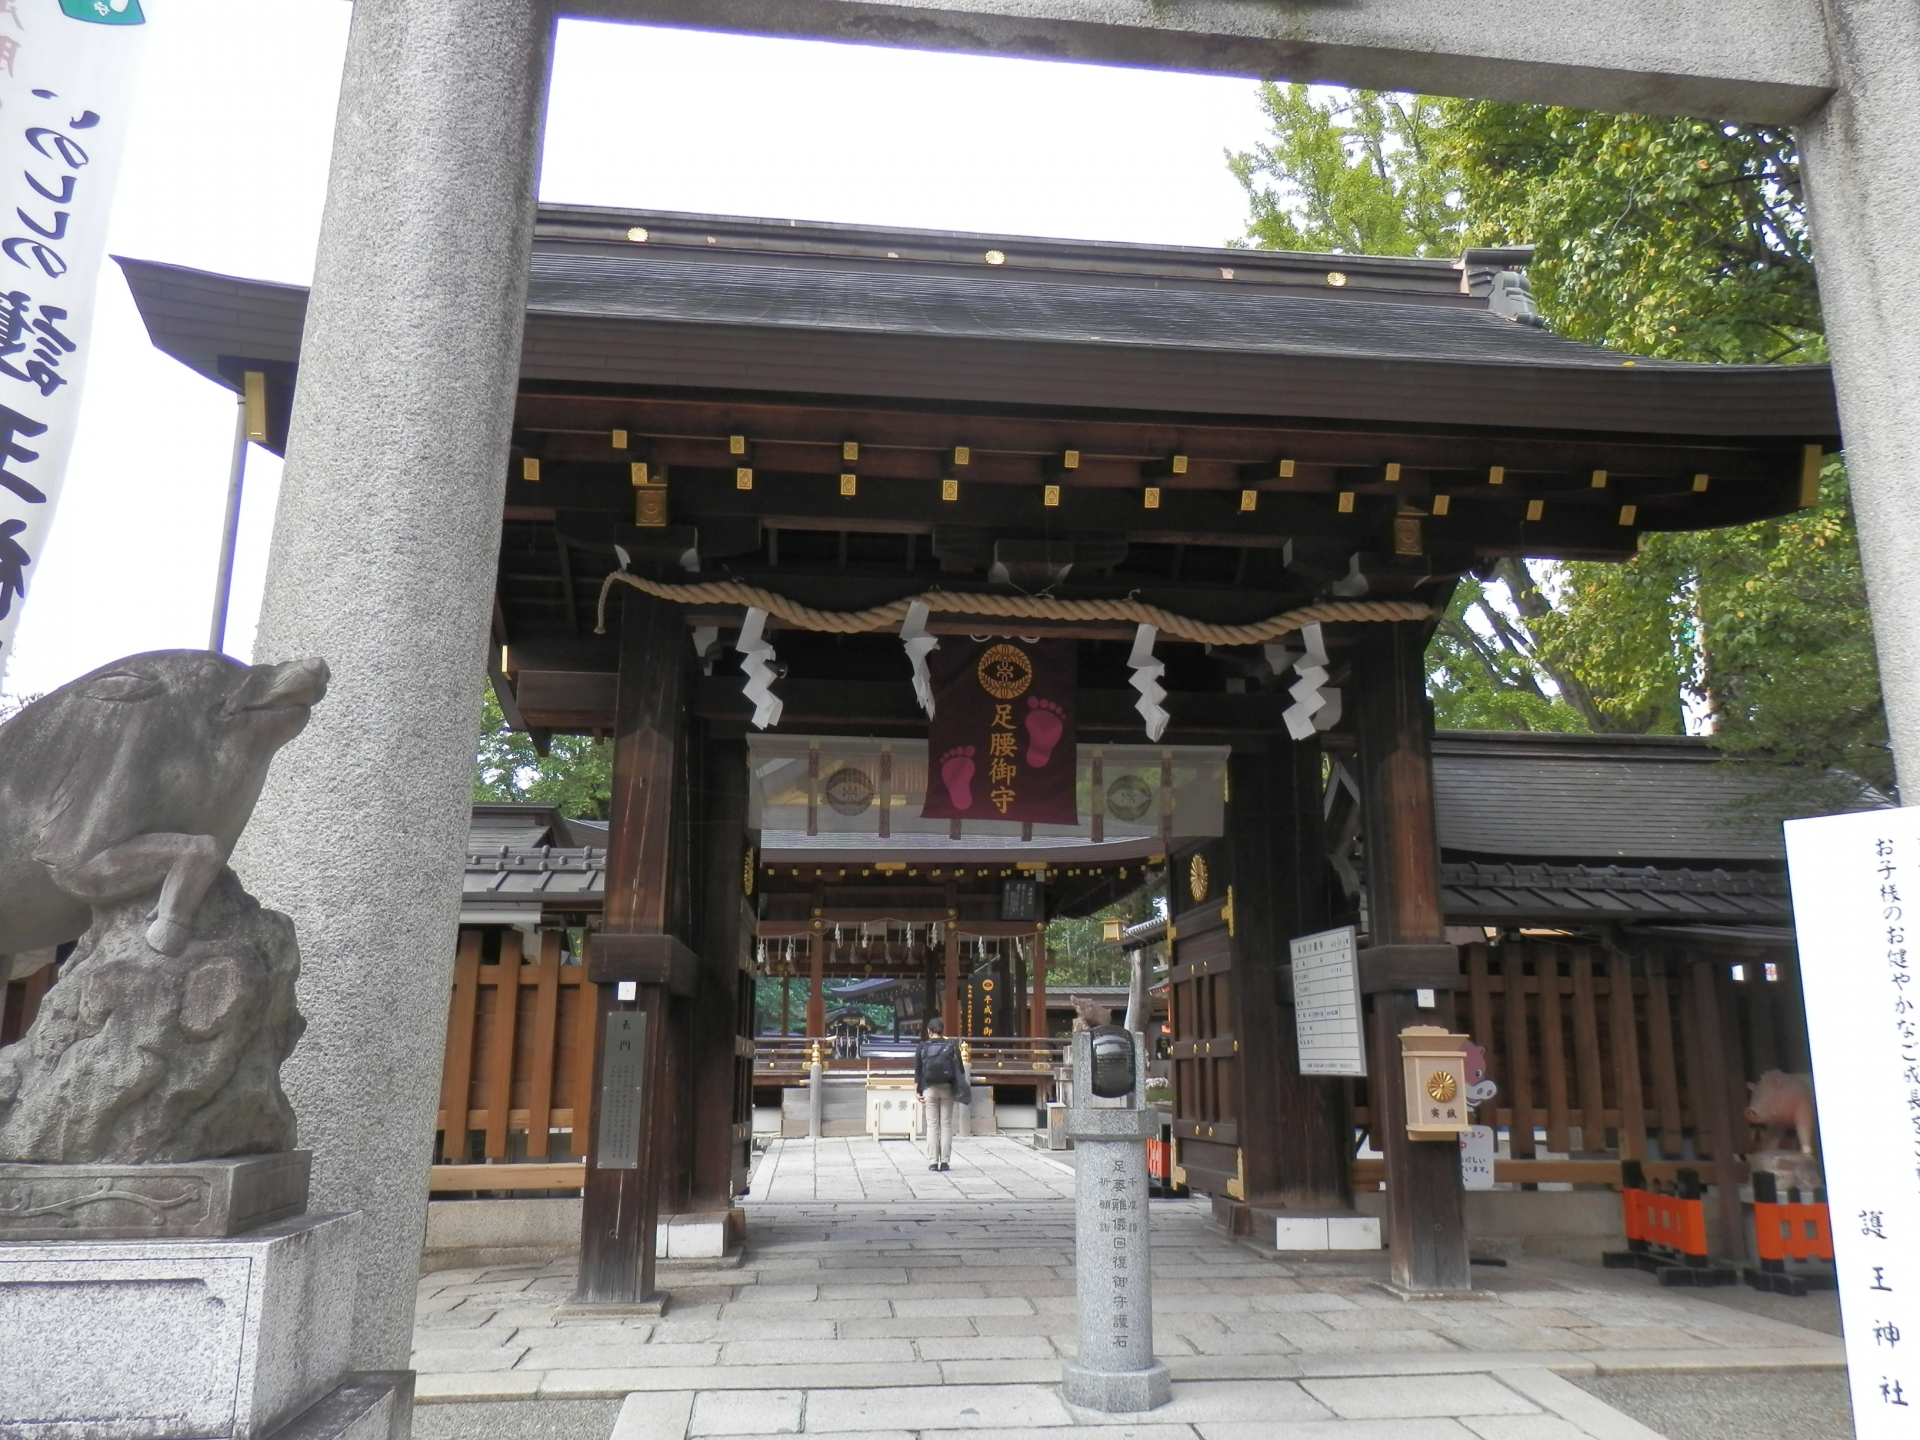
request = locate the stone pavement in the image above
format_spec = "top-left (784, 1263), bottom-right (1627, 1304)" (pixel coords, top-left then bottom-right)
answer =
top-left (749, 1135), bottom-right (1077, 1204)
top-left (413, 1137), bottom-right (1846, 1438)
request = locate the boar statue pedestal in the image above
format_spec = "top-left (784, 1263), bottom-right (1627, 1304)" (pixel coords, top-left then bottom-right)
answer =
top-left (0, 652), bottom-right (399, 1440)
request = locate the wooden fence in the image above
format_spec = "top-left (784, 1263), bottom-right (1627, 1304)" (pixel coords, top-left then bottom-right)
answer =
top-left (0, 963), bottom-right (55, 1049)
top-left (435, 927), bottom-right (599, 1162)
top-left (1351, 940), bottom-right (1809, 1171)
top-left (10, 929), bottom-right (1804, 1195)
top-left (752, 1034), bottom-right (1066, 1082)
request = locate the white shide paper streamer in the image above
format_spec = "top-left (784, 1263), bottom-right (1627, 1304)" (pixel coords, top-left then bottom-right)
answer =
top-left (901, 599), bottom-right (939, 718)
top-left (1128, 623), bottom-right (1169, 741)
top-left (736, 606), bottom-right (783, 729)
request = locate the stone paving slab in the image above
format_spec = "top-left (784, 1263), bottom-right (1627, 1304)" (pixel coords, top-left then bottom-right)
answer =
top-left (419, 1136), bottom-right (1845, 1436)
top-left (596, 1373), bottom-right (1640, 1439)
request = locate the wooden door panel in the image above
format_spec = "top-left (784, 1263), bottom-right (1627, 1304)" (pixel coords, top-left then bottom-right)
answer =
top-left (1168, 896), bottom-right (1243, 1199)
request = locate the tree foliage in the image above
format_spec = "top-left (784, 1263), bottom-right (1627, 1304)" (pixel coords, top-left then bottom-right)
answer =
top-left (1230, 86), bottom-right (1462, 257)
top-left (1044, 885), bottom-right (1161, 987)
top-left (1443, 105), bottom-right (1820, 364)
top-left (472, 680), bottom-right (614, 818)
top-left (1233, 88), bottom-right (1890, 804)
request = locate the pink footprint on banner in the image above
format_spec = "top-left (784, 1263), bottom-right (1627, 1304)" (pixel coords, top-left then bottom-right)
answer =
top-left (1025, 696), bottom-right (1065, 766)
top-left (940, 746), bottom-right (977, 808)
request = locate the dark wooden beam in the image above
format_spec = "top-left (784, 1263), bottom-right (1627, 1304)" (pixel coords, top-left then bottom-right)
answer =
top-left (1224, 743), bottom-right (1353, 1211)
top-left (513, 671), bottom-right (1304, 739)
top-left (1351, 617), bottom-right (1471, 1295)
top-left (688, 730), bottom-right (750, 1211)
top-left (575, 587), bottom-right (688, 1308)
top-left (510, 464), bottom-right (1769, 554)
top-left (510, 391), bottom-right (1813, 485)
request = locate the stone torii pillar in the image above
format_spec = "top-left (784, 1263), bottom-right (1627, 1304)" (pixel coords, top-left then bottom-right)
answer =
top-left (1799, 2), bottom-right (1920, 799)
top-left (234, 0), bottom-right (555, 1368)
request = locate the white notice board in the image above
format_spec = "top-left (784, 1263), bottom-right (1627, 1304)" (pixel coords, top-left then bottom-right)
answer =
top-left (1291, 925), bottom-right (1366, 1076)
top-left (1786, 807), bottom-right (1920, 1434)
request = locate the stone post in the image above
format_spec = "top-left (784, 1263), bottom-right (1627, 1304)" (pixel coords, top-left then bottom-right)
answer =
top-left (1063, 1026), bottom-right (1170, 1413)
top-left (808, 1047), bottom-right (825, 1139)
top-left (1799, 3), bottom-right (1920, 798)
top-left (233, 0), bottom-right (556, 1368)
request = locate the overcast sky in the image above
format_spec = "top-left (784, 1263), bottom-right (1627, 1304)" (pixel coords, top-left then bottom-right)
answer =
top-left (1, 4), bottom-right (1272, 700)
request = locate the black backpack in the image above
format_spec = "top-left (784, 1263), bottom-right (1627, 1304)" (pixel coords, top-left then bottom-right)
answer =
top-left (920, 1039), bottom-right (957, 1087)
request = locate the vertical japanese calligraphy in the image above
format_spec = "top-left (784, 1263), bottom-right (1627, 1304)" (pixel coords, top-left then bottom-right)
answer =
top-left (920, 637), bottom-right (1077, 826)
top-left (1786, 808), bottom-right (1920, 1438)
top-left (0, 1), bottom-right (147, 681)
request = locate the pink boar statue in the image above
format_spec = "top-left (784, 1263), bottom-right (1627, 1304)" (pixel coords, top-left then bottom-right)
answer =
top-left (1745, 1070), bottom-right (1816, 1155)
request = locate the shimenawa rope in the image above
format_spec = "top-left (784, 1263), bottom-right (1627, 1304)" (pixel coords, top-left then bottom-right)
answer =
top-left (593, 570), bottom-right (1429, 647)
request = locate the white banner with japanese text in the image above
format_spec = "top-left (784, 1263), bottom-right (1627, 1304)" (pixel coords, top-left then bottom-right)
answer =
top-left (0, 0), bottom-right (148, 683)
top-left (1786, 806), bottom-right (1920, 1433)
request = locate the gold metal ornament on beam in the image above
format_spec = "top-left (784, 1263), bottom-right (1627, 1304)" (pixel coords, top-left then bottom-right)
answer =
top-left (1188, 853), bottom-right (1210, 903)
top-left (634, 467), bottom-right (669, 528)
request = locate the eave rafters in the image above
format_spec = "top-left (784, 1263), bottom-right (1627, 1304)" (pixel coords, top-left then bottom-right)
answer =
top-left (504, 390), bottom-right (1817, 549)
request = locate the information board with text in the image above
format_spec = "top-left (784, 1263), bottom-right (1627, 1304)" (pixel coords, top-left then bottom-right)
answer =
top-left (1290, 925), bottom-right (1366, 1076)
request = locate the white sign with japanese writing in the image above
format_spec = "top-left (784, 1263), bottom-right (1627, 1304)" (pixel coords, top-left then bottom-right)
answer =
top-left (1291, 924), bottom-right (1366, 1076)
top-left (1786, 806), bottom-right (1920, 1432)
top-left (1458, 1125), bottom-right (1497, 1190)
top-left (0, 0), bottom-right (148, 682)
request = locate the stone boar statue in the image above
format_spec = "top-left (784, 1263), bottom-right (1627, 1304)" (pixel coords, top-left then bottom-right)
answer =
top-left (0, 650), bottom-right (328, 958)
top-left (1746, 1069), bottom-right (1817, 1155)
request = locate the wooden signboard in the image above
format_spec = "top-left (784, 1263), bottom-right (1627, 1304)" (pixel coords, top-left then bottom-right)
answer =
top-left (1290, 926), bottom-right (1367, 1077)
top-left (595, 1011), bottom-right (646, 1171)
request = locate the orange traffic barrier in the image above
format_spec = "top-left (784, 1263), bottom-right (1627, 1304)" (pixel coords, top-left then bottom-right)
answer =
top-left (1604, 1160), bottom-right (1733, 1286)
top-left (1623, 1183), bottom-right (1710, 1258)
top-left (1753, 1197), bottom-right (1833, 1263)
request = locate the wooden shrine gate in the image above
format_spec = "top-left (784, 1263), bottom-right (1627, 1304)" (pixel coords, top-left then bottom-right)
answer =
top-left (122, 200), bottom-right (1836, 1306)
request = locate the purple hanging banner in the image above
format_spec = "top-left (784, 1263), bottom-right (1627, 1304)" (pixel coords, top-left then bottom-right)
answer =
top-left (921, 638), bottom-right (1077, 825)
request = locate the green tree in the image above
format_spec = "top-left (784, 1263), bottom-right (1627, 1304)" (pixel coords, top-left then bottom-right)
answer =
top-left (1233, 88), bottom-right (1890, 801)
top-left (1441, 105), bottom-right (1820, 364)
top-left (472, 680), bottom-right (615, 818)
top-left (1230, 86), bottom-right (1463, 256)
top-left (1044, 886), bottom-right (1160, 987)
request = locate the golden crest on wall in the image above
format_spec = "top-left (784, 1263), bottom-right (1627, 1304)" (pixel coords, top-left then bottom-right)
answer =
top-left (975, 643), bottom-right (1034, 701)
top-left (1188, 853), bottom-right (1210, 903)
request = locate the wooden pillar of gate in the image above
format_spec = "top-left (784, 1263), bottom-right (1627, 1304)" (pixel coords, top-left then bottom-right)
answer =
top-left (577, 588), bottom-right (698, 1308)
top-left (1227, 742), bottom-right (1351, 1210)
top-left (807, 933), bottom-right (826, 1037)
top-left (687, 731), bottom-right (750, 1211)
top-left (943, 925), bottom-right (961, 1031)
top-left (1029, 934), bottom-right (1049, 1043)
top-left (1351, 619), bottom-right (1471, 1294)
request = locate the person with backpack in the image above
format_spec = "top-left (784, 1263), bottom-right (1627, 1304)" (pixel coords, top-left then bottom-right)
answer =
top-left (915, 1016), bottom-right (970, 1171)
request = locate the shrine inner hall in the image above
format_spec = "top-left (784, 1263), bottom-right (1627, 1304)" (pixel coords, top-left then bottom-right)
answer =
top-left (119, 205), bottom-right (1838, 1302)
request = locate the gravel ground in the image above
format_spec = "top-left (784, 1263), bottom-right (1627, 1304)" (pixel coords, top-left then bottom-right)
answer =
top-left (1568, 1369), bottom-right (1854, 1440)
top-left (413, 1399), bottom-right (623, 1440)
top-left (1685, 1279), bottom-right (1844, 1336)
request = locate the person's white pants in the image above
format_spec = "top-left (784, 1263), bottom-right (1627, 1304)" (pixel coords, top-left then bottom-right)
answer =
top-left (923, 1084), bottom-right (955, 1163)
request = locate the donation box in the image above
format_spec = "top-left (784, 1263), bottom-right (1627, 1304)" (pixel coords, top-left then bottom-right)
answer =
top-left (1399, 1025), bottom-right (1472, 1140)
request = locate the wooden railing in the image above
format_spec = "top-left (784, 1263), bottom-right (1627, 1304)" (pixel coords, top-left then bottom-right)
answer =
top-left (1350, 1157), bottom-right (1743, 1189)
top-left (1351, 940), bottom-right (1808, 1167)
top-left (752, 1035), bottom-right (1069, 1080)
top-left (435, 928), bottom-right (598, 1162)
